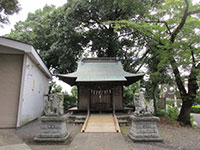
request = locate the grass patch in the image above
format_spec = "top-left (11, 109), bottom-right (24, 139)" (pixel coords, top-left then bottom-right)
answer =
top-left (191, 105), bottom-right (200, 114)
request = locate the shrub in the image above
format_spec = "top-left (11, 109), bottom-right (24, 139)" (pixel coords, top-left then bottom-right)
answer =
top-left (191, 105), bottom-right (200, 114)
top-left (166, 99), bottom-right (182, 108)
top-left (63, 95), bottom-right (77, 110)
top-left (155, 109), bottom-right (168, 117)
top-left (168, 105), bottom-right (179, 123)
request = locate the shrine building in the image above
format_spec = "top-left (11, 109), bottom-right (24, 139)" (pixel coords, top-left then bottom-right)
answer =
top-left (58, 58), bottom-right (143, 113)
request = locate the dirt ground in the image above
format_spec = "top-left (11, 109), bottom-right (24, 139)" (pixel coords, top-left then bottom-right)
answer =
top-left (121, 119), bottom-right (200, 150)
top-left (15, 120), bottom-right (81, 150)
top-left (15, 117), bottom-right (200, 150)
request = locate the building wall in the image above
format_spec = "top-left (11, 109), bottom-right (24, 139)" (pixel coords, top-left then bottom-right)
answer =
top-left (18, 55), bottom-right (49, 126)
top-left (113, 86), bottom-right (123, 110)
top-left (78, 85), bottom-right (123, 111)
top-left (0, 45), bottom-right (24, 54)
top-left (0, 54), bottom-right (23, 128)
top-left (78, 86), bottom-right (89, 110)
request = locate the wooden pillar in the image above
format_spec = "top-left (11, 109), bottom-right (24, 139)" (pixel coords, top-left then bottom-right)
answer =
top-left (88, 89), bottom-right (91, 115)
top-left (112, 89), bottom-right (115, 114)
top-left (77, 85), bottom-right (79, 110)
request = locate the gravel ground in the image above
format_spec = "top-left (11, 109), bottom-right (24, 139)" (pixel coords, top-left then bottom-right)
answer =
top-left (121, 122), bottom-right (200, 150)
top-left (15, 120), bottom-right (81, 150)
top-left (15, 118), bottom-right (200, 150)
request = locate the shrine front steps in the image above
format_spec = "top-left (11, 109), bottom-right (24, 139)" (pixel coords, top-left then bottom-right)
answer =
top-left (67, 114), bottom-right (129, 126)
top-left (67, 115), bottom-right (87, 124)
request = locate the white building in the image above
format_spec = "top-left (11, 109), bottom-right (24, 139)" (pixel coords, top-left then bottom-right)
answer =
top-left (0, 37), bottom-right (52, 128)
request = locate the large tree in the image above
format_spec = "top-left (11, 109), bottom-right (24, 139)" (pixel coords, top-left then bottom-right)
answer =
top-left (7, 5), bottom-right (59, 69)
top-left (0, 0), bottom-right (21, 27)
top-left (114, 0), bottom-right (200, 125)
top-left (53, 0), bottom-right (163, 73)
top-left (7, 0), bottom-right (161, 73)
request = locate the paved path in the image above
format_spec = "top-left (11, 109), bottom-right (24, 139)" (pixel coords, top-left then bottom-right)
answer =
top-left (191, 113), bottom-right (200, 127)
top-left (0, 129), bottom-right (31, 150)
top-left (67, 133), bottom-right (130, 150)
top-left (85, 114), bottom-right (116, 133)
top-left (0, 143), bottom-right (31, 150)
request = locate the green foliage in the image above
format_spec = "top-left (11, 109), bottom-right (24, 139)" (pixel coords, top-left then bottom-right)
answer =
top-left (191, 105), bottom-right (200, 114)
top-left (123, 82), bottom-right (140, 108)
top-left (168, 105), bottom-right (179, 123)
top-left (51, 85), bottom-right (62, 94)
top-left (155, 109), bottom-right (168, 117)
top-left (166, 99), bottom-right (182, 108)
top-left (6, 5), bottom-right (63, 71)
top-left (0, 0), bottom-right (21, 27)
top-left (5, 0), bottom-right (199, 125)
top-left (63, 86), bottom-right (78, 110)
top-left (190, 115), bottom-right (196, 128)
top-left (63, 94), bottom-right (77, 110)
top-left (49, 83), bottom-right (77, 110)
top-left (155, 107), bottom-right (179, 124)
top-left (113, 0), bottom-right (200, 125)
top-left (71, 86), bottom-right (78, 99)
top-left (6, 0), bottom-right (161, 73)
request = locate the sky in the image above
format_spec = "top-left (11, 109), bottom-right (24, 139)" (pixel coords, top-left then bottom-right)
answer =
top-left (0, 0), bottom-right (67, 35)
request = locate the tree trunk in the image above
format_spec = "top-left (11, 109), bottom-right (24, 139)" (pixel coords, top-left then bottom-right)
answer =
top-left (178, 97), bottom-right (193, 125)
top-left (175, 65), bottom-right (198, 126)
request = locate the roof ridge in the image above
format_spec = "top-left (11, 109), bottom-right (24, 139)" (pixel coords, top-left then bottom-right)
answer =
top-left (82, 57), bottom-right (119, 63)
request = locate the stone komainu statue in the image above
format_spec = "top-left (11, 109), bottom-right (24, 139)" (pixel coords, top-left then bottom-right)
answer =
top-left (44, 93), bottom-right (64, 116)
top-left (134, 90), bottom-right (154, 116)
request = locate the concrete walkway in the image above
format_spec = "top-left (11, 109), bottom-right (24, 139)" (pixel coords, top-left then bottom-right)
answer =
top-left (67, 133), bottom-right (130, 150)
top-left (0, 129), bottom-right (31, 150)
top-left (0, 143), bottom-right (31, 150)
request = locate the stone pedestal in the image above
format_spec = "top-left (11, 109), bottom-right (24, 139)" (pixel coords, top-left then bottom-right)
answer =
top-left (34, 115), bottom-right (69, 142)
top-left (128, 115), bottom-right (163, 142)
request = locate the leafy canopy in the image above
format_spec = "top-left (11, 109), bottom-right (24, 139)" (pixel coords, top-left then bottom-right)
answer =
top-left (112, 0), bottom-right (200, 125)
top-left (0, 0), bottom-right (21, 27)
top-left (6, 0), bottom-right (161, 73)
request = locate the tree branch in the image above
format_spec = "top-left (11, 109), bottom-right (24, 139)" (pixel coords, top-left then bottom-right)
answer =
top-left (170, 0), bottom-right (200, 42)
top-left (188, 9), bottom-right (200, 16)
top-left (145, 20), bottom-right (172, 35)
top-left (170, 0), bottom-right (189, 43)
top-left (135, 55), bottom-right (148, 73)
top-left (116, 31), bottom-right (134, 40)
top-left (170, 58), bottom-right (187, 97)
top-left (196, 62), bottom-right (200, 69)
top-left (190, 45), bottom-right (195, 64)
top-left (132, 48), bottom-right (151, 69)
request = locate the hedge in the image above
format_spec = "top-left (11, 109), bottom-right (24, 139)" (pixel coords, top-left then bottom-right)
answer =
top-left (166, 99), bottom-right (182, 108)
top-left (191, 105), bottom-right (200, 114)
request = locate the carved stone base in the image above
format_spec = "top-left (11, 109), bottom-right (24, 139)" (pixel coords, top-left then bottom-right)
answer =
top-left (128, 115), bottom-right (163, 142)
top-left (34, 115), bottom-right (69, 142)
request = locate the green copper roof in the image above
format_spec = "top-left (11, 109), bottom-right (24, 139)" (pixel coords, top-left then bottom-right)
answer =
top-left (58, 58), bottom-right (144, 86)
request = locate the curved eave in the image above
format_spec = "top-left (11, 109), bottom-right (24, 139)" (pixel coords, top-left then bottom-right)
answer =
top-left (58, 72), bottom-right (144, 86)
top-left (124, 73), bottom-right (144, 86)
top-left (57, 74), bottom-right (77, 86)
